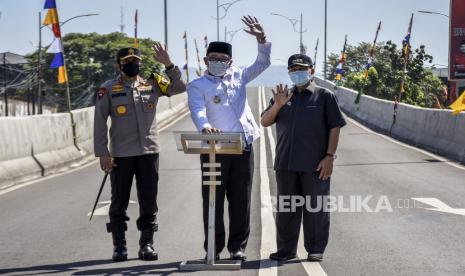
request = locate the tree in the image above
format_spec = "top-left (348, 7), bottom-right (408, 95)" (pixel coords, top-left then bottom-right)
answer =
top-left (326, 41), bottom-right (444, 108)
top-left (25, 32), bottom-right (165, 111)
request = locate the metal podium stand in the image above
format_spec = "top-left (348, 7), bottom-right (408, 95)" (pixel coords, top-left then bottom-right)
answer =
top-left (174, 131), bottom-right (243, 271)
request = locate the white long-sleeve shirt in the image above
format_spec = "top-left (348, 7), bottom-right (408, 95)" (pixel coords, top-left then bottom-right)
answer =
top-left (187, 42), bottom-right (271, 145)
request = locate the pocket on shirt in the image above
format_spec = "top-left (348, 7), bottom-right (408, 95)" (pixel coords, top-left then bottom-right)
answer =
top-left (302, 106), bottom-right (324, 125)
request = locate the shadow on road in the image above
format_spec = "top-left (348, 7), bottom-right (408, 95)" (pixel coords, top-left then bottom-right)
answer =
top-left (0, 259), bottom-right (272, 275)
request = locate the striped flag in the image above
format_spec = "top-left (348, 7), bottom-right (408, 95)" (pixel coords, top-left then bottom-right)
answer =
top-left (335, 35), bottom-right (348, 87)
top-left (43, 0), bottom-right (68, 84)
top-left (134, 10), bottom-right (139, 48)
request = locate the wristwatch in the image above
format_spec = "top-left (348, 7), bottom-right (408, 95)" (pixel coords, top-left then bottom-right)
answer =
top-left (326, 153), bottom-right (337, 160)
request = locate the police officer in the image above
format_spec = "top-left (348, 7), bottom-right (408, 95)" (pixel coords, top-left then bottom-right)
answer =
top-left (261, 54), bottom-right (346, 262)
top-left (93, 43), bottom-right (186, 262)
top-left (187, 15), bottom-right (270, 261)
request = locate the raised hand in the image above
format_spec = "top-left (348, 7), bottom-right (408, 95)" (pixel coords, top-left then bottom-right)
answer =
top-left (152, 41), bottom-right (173, 67)
top-left (272, 84), bottom-right (292, 108)
top-left (241, 15), bottom-right (266, 42)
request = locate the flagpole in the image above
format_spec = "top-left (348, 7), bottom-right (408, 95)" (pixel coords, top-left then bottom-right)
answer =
top-left (37, 12), bottom-right (43, 115)
top-left (313, 38), bottom-right (319, 74)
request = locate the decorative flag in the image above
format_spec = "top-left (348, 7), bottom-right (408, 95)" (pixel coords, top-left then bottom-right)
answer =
top-left (312, 38), bottom-right (319, 75)
top-left (183, 31), bottom-right (189, 82)
top-left (204, 35), bottom-right (208, 50)
top-left (400, 14), bottom-right (414, 96)
top-left (134, 10), bottom-right (139, 48)
top-left (392, 14), bottom-right (414, 127)
top-left (335, 35), bottom-right (348, 87)
top-left (356, 21), bottom-right (382, 105)
top-left (43, 0), bottom-right (68, 84)
top-left (364, 21), bottom-right (382, 78)
top-left (194, 39), bottom-right (203, 77)
top-left (449, 90), bottom-right (465, 115)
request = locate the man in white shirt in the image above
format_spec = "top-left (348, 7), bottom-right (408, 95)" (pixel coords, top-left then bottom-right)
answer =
top-left (187, 15), bottom-right (271, 261)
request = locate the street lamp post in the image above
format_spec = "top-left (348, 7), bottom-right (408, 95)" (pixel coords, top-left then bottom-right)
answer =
top-left (215, 0), bottom-right (242, 41)
top-left (418, 10), bottom-right (449, 18)
top-left (271, 12), bottom-right (307, 55)
top-left (225, 27), bottom-right (242, 43)
top-left (324, 0), bottom-right (328, 80)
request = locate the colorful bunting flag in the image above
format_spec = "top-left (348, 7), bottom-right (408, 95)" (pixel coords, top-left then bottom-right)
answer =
top-left (356, 21), bottom-right (382, 105)
top-left (43, 0), bottom-right (68, 84)
top-left (335, 35), bottom-right (348, 87)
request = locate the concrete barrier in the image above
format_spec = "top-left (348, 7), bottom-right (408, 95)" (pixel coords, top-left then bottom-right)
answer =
top-left (315, 77), bottom-right (465, 164)
top-left (0, 93), bottom-right (188, 189)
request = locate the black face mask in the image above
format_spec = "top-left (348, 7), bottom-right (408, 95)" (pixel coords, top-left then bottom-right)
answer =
top-left (121, 62), bottom-right (140, 77)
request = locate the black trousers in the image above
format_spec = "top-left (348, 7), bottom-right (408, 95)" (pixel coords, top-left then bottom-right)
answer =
top-left (106, 154), bottom-right (159, 233)
top-left (275, 170), bottom-right (330, 255)
top-left (200, 147), bottom-right (254, 254)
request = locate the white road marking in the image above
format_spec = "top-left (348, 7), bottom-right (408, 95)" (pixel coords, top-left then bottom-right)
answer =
top-left (0, 107), bottom-right (190, 196)
top-left (258, 86), bottom-right (278, 276)
top-left (87, 200), bottom-right (137, 217)
top-left (260, 86), bottom-right (328, 276)
top-left (344, 115), bottom-right (465, 171)
top-left (412, 198), bottom-right (465, 216)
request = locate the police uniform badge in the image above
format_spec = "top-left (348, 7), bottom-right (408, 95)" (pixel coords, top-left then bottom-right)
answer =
top-left (147, 101), bottom-right (155, 110)
top-left (116, 105), bottom-right (127, 115)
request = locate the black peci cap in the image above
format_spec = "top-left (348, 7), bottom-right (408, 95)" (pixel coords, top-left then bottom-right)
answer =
top-left (117, 47), bottom-right (142, 63)
top-left (207, 41), bottom-right (233, 57)
top-left (288, 54), bottom-right (313, 68)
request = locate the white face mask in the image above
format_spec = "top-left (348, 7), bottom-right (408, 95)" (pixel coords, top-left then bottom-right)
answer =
top-left (289, 70), bottom-right (311, 86)
top-left (208, 61), bottom-right (230, 77)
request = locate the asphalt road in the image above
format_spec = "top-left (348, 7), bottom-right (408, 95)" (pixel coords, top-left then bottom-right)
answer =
top-left (0, 87), bottom-right (464, 276)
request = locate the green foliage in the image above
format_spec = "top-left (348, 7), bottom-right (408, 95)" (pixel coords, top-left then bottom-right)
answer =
top-left (26, 32), bottom-right (164, 110)
top-left (327, 41), bottom-right (444, 107)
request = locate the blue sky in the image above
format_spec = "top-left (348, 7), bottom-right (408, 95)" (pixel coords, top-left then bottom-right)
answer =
top-left (0, 0), bottom-right (450, 73)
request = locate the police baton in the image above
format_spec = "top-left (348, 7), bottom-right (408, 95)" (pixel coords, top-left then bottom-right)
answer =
top-left (89, 172), bottom-right (109, 221)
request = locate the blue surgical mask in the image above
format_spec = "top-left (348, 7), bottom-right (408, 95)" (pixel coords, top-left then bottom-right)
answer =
top-left (289, 71), bottom-right (311, 86)
top-left (208, 61), bottom-right (230, 77)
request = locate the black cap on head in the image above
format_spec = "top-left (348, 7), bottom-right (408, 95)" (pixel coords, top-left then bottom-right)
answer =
top-left (288, 54), bottom-right (313, 68)
top-left (207, 41), bottom-right (233, 57)
top-left (117, 47), bottom-right (142, 64)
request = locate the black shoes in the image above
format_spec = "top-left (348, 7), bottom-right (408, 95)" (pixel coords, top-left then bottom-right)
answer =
top-left (138, 229), bottom-right (158, 261)
top-left (138, 244), bottom-right (159, 261)
top-left (307, 253), bottom-right (323, 262)
top-left (112, 245), bottom-right (128, 262)
top-left (230, 249), bottom-right (247, 261)
top-left (269, 251), bottom-right (297, 262)
top-left (111, 232), bottom-right (128, 262)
